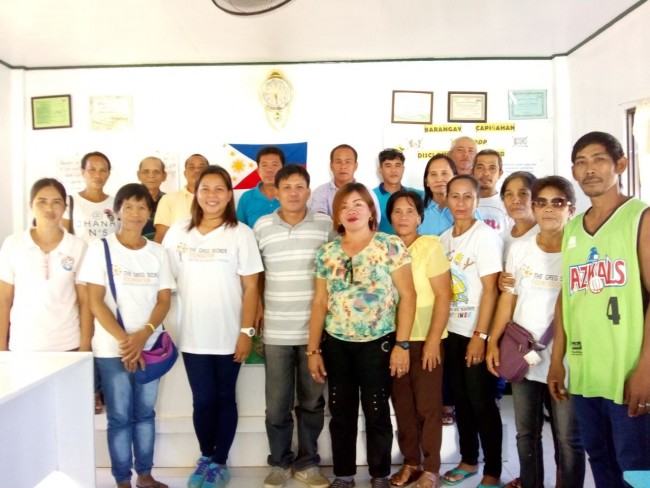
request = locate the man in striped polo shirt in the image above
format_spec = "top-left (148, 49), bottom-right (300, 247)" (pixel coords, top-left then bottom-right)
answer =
top-left (254, 164), bottom-right (334, 488)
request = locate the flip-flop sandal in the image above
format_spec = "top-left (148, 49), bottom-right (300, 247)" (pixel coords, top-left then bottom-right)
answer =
top-left (390, 464), bottom-right (422, 486)
top-left (442, 468), bottom-right (478, 486)
top-left (414, 471), bottom-right (440, 488)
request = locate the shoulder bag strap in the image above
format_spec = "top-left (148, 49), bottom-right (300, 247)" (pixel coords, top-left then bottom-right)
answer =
top-left (537, 319), bottom-right (555, 347)
top-left (101, 237), bottom-right (125, 329)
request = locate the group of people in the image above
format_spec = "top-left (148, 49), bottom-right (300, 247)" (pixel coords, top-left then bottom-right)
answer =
top-left (0, 131), bottom-right (648, 488)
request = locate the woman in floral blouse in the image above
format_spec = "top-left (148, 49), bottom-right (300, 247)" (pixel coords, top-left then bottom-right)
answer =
top-left (307, 182), bottom-right (416, 488)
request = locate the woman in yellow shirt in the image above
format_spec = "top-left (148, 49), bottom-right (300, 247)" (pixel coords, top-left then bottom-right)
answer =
top-left (387, 189), bottom-right (451, 488)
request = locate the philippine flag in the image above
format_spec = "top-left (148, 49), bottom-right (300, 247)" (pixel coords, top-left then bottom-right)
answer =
top-left (223, 142), bottom-right (308, 190)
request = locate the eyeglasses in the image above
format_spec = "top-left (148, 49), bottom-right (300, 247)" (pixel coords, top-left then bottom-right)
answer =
top-left (344, 258), bottom-right (354, 284)
top-left (531, 198), bottom-right (571, 209)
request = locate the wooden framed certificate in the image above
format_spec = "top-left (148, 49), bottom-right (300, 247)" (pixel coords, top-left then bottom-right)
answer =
top-left (392, 90), bottom-right (433, 124)
top-left (31, 95), bottom-right (72, 130)
top-left (447, 92), bottom-right (487, 123)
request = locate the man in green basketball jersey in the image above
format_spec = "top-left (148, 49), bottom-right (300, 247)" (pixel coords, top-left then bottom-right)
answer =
top-left (548, 131), bottom-right (650, 487)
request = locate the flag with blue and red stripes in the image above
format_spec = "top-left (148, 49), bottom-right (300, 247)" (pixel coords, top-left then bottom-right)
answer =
top-left (223, 142), bottom-right (308, 190)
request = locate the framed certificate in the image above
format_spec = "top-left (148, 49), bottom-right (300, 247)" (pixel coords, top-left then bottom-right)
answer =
top-left (447, 92), bottom-right (487, 123)
top-left (90, 95), bottom-right (133, 130)
top-left (31, 95), bottom-right (72, 130)
top-left (508, 90), bottom-right (547, 119)
top-left (391, 90), bottom-right (433, 124)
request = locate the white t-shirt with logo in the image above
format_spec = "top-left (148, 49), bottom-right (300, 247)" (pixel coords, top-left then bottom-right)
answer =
top-left (66, 194), bottom-right (119, 243)
top-left (508, 234), bottom-right (562, 383)
top-left (163, 220), bottom-right (264, 355)
top-left (477, 194), bottom-right (512, 237)
top-left (78, 234), bottom-right (175, 358)
top-left (0, 229), bottom-right (87, 351)
top-left (440, 221), bottom-right (503, 337)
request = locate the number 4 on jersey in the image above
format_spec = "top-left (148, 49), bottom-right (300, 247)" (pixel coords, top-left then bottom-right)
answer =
top-left (607, 296), bottom-right (621, 325)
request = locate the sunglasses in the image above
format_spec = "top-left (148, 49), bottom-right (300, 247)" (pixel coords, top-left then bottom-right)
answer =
top-left (344, 258), bottom-right (354, 284)
top-left (531, 198), bottom-right (571, 209)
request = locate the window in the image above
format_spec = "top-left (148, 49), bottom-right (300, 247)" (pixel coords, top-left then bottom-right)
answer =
top-left (626, 107), bottom-right (640, 197)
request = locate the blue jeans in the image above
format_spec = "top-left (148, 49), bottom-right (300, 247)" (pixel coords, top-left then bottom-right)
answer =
top-left (182, 352), bottom-right (242, 464)
top-left (511, 379), bottom-right (584, 488)
top-left (322, 333), bottom-right (394, 479)
top-left (264, 344), bottom-right (326, 471)
top-left (96, 357), bottom-right (160, 484)
top-left (573, 394), bottom-right (650, 488)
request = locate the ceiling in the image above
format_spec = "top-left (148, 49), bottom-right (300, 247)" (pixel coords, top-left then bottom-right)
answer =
top-left (0, 0), bottom-right (644, 69)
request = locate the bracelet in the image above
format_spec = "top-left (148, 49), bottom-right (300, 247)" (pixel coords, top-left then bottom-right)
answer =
top-left (145, 323), bottom-right (156, 333)
top-left (305, 349), bottom-right (322, 357)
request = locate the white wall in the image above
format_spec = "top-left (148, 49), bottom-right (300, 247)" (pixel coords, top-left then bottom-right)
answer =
top-left (16, 59), bottom-right (555, 230)
top-left (0, 65), bottom-right (23, 239)
top-left (567, 0), bottom-right (650, 206)
top-left (2, 4), bottom-right (649, 231)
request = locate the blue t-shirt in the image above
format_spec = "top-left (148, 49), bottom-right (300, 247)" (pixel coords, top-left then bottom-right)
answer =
top-left (373, 184), bottom-right (423, 234)
top-left (236, 182), bottom-right (281, 227)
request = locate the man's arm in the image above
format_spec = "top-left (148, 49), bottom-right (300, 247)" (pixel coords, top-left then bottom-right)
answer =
top-left (306, 278), bottom-right (329, 383)
top-left (624, 209), bottom-right (650, 416)
top-left (548, 295), bottom-right (568, 401)
top-left (255, 272), bottom-right (265, 332)
top-left (153, 224), bottom-right (170, 244)
top-left (153, 194), bottom-right (172, 243)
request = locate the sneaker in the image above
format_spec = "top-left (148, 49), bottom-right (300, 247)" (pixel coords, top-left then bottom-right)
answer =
top-left (202, 463), bottom-right (230, 488)
top-left (293, 466), bottom-right (329, 488)
top-left (263, 466), bottom-right (292, 488)
top-left (369, 477), bottom-right (389, 488)
top-left (188, 456), bottom-right (211, 488)
top-left (329, 479), bottom-right (355, 488)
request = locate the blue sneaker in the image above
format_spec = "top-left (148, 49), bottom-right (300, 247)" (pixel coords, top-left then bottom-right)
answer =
top-left (188, 456), bottom-right (211, 488)
top-left (202, 463), bottom-right (230, 488)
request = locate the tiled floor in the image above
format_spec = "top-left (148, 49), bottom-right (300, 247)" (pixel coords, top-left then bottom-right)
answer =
top-left (96, 395), bottom-right (595, 488)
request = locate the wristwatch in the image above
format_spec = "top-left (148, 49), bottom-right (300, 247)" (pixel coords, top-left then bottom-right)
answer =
top-left (473, 331), bottom-right (489, 340)
top-left (395, 341), bottom-right (410, 350)
top-left (240, 327), bottom-right (256, 337)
